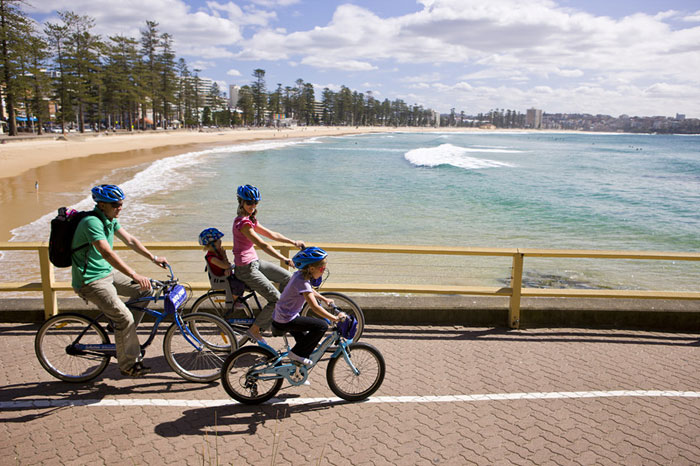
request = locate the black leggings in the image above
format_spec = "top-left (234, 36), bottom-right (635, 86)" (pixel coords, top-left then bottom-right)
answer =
top-left (272, 315), bottom-right (328, 358)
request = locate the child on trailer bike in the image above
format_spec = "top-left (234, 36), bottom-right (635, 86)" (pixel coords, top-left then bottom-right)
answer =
top-left (232, 184), bottom-right (305, 345)
top-left (271, 247), bottom-right (347, 365)
top-left (199, 227), bottom-right (245, 307)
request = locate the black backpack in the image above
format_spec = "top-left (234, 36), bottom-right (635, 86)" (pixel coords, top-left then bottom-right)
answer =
top-left (48, 208), bottom-right (99, 267)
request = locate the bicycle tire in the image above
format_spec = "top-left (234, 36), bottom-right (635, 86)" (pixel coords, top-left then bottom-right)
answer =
top-left (162, 313), bottom-right (237, 383)
top-left (301, 292), bottom-right (365, 342)
top-left (326, 342), bottom-right (385, 402)
top-left (35, 313), bottom-right (111, 383)
top-left (221, 346), bottom-right (283, 404)
top-left (188, 290), bottom-right (260, 347)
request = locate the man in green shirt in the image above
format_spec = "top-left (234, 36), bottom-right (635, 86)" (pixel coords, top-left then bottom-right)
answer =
top-left (73, 184), bottom-right (168, 377)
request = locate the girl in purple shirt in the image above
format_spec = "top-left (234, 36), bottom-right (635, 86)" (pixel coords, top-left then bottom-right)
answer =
top-left (272, 247), bottom-right (346, 365)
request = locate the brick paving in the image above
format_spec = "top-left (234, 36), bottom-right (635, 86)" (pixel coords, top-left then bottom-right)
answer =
top-left (1, 323), bottom-right (699, 465)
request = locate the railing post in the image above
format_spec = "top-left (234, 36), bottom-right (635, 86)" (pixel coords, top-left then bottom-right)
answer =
top-left (509, 252), bottom-right (524, 329)
top-left (38, 242), bottom-right (58, 319)
top-left (278, 246), bottom-right (291, 270)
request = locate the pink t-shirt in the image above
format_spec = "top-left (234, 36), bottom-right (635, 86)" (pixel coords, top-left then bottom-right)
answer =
top-left (233, 216), bottom-right (259, 266)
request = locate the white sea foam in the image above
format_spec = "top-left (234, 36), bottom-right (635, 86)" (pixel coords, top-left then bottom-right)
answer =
top-left (404, 144), bottom-right (516, 169)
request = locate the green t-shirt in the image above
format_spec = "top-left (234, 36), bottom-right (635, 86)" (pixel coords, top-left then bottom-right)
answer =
top-left (71, 207), bottom-right (121, 290)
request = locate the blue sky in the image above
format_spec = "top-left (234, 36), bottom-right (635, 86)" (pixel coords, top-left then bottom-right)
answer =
top-left (26, 0), bottom-right (700, 117)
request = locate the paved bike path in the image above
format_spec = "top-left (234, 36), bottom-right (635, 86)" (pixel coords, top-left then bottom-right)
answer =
top-left (1, 324), bottom-right (699, 465)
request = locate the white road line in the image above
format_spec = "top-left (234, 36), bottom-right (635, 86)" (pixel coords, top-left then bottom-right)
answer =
top-left (2, 390), bottom-right (700, 409)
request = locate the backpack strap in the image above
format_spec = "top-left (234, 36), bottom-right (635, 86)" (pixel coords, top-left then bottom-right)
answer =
top-left (75, 212), bottom-right (109, 275)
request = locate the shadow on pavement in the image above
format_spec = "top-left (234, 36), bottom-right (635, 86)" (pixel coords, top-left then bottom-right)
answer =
top-left (155, 397), bottom-right (353, 437)
top-left (363, 327), bottom-right (700, 346)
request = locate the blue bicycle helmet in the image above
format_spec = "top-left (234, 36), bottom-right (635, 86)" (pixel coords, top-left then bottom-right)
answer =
top-left (237, 185), bottom-right (261, 202)
top-left (91, 184), bottom-right (125, 203)
top-left (199, 227), bottom-right (224, 246)
top-left (292, 247), bottom-right (328, 269)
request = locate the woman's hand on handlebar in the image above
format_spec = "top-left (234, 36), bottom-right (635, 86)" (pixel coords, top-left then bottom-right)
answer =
top-left (293, 240), bottom-right (305, 249)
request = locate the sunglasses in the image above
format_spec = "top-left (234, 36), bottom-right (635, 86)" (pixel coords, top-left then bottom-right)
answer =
top-left (244, 200), bottom-right (258, 206)
top-left (110, 202), bottom-right (123, 208)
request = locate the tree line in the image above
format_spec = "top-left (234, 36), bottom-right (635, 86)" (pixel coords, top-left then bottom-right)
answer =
top-left (1, 0), bottom-right (229, 136)
top-left (237, 68), bottom-right (438, 128)
top-left (0, 1), bottom-right (439, 136)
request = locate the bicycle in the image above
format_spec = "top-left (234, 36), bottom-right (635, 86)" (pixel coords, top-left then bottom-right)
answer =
top-left (35, 264), bottom-right (238, 383)
top-left (221, 315), bottom-right (385, 404)
top-left (187, 280), bottom-right (365, 347)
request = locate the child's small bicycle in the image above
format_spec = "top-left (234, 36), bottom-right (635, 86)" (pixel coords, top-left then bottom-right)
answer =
top-left (34, 265), bottom-right (238, 383)
top-left (220, 314), bottom-right (385, 404)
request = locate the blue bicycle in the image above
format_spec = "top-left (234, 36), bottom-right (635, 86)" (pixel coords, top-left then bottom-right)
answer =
top-left (220, 315), bottom-right (385, 404)
top-left (34, 265), bottom-right (237, 383)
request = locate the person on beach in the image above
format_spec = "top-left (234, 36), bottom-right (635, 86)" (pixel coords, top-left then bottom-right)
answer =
top-left (272, 247), bottom-right (346, 365)
top-left (233, 184), bottom-right (304, 344)
top-left (199, 227), bottom-right (244, 306)
top-left (72, 184), bottom-right (168, 377)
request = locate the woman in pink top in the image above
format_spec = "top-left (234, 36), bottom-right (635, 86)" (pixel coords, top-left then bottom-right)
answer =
top-left (233, 185), bottom-right (305, 343)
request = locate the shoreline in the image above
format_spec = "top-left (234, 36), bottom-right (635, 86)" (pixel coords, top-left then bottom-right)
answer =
top-left (0, 127), bottom-right (403, 242)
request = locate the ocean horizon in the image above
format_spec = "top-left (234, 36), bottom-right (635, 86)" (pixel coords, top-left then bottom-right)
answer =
top-left (3, 130), bottom-right (699, 293)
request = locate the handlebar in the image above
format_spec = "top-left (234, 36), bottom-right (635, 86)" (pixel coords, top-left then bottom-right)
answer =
top-left (133, 263), bottom-right (178, 291)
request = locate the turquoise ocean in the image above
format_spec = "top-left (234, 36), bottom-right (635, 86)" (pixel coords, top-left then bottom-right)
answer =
top-left (5, 131), bottom-right (700, 292)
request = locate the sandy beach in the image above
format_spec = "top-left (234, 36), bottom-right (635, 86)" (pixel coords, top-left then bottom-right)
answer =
top-left (0, 126), bottom-right (441, 242)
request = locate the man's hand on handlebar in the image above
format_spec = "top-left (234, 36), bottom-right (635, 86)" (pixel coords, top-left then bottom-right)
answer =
top-left (153, 255), bottom-right (169, 269)
top-left (132, 273), bottom-right (152, 291)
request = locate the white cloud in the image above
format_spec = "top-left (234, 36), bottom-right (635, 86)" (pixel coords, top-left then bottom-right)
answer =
top-left (190, 60), bottom-right (215, 71)
top-left (29, 0), bottom-right (248, 59)
top-left (300, 56), bottom-right (377, 71)
top-left (227, 69), bottom-right (242, 77)
top-left (248, 0), bottom-right (300, 7)
top-left (682, 10), bottom-right (700, 22)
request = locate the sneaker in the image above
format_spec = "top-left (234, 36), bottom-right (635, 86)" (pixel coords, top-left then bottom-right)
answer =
top-left (120, 362), bottom-right (151, 377)
top-left (288, 351), bottom-right (312, 366)
top-left (245, 329), bottom-right (267, 346)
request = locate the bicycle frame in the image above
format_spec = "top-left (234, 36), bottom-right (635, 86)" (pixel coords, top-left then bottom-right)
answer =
top-left (250, 330), bottom-right (359, 386)
top-left (71, 270), bottom-right (205, 356)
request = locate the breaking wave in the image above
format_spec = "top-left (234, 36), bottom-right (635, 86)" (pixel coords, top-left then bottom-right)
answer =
top-left (404, 144), bottom-right (516, 170)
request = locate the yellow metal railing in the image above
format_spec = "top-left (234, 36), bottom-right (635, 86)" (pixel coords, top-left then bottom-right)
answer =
top-left (1, 241), bottom-right (699, 328)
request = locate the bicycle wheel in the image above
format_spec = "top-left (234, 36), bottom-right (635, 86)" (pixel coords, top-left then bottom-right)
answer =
top-left (301, 292), bottom-right (365, 342)
top-left (326, 342), bottom-right (385, 402)
top-left (163, 313), bottom-right (237, 383)
top-left (35, 313), bottom-right (111, 383)
top-left (188, 290), bottom-right (260, 346)
top-left (221, 346), bottom-right (283, 404)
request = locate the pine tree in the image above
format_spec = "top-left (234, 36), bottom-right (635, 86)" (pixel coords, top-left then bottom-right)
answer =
top-left (0, 0), bottom-right (33, 136)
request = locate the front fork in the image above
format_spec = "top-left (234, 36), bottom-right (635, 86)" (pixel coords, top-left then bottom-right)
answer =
top-left (332, 341), bottom-right (361, 376)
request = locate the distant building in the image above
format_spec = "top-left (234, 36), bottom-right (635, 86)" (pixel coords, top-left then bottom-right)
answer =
top-left (432, 110), bottom-right (440, 127)
top-left (229, 85), bottom-right (240, 108)
top-left (676, 113), bottom-right (686, 121)
top-left (526, 108), bottom-right (543, 129)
